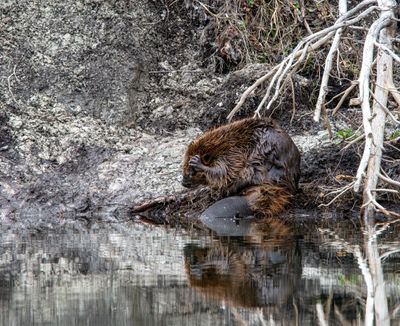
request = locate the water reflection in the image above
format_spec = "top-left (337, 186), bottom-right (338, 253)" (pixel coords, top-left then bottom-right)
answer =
top-left (0, 218), bottom-right (399, 325)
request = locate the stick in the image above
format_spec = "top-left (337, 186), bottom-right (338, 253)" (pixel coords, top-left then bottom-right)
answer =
top-left (369, 87), bottom-right (400, 124)
top-left (341, 133), bottom-right (365, 151)
top-left (378, 172), bottom-right (400, 187)
top-left (319, 181), bottom-right (355, 207)
top-left (354, 13), bottom-right (393, 192)
top-left (374, 41), bottom-right (400, 63)
top-left (314, 0), bottom-right (348, 122)
top-left (332, 82), bottom-right (358, 116)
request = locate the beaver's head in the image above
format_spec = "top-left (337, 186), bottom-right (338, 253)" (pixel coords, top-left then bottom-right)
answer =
top-left (181, 140), bottom-right (215, 188)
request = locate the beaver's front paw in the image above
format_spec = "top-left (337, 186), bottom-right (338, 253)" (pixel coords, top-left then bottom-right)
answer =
top-left (189, 155), bottom-right (204, 171)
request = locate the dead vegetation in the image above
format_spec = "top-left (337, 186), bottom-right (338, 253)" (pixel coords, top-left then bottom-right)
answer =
top-left (196, 0), bottom-right (337, 70)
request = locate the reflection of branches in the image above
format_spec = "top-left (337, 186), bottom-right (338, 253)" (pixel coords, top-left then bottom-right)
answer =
top-left (374, 216), bottom-right (400, 239)
top-left (316, 303), bottom-right (329, 326)
top-left (380, 248), bottom-right (400, 261)
top-left (318, 227), bottom-right (390, 326)
top-left (318, 228), bottom-right (373, 295)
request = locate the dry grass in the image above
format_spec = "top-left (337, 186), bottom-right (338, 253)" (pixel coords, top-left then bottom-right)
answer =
top-left (197, 0), bottom-right (337, 68)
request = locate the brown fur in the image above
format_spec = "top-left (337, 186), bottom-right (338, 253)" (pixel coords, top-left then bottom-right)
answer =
top-left (243, 183), bottom-right (292, 217)
top-left (182, 117), bottom-right (301, 216)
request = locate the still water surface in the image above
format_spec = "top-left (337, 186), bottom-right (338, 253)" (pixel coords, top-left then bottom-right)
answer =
top-left (1, 219), bottom-right (400, 325)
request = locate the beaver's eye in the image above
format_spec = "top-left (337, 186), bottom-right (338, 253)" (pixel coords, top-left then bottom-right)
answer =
top-left (203, 153), bottom-right (211, 164)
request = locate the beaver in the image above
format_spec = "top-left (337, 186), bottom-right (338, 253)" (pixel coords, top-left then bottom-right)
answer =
top-left (182, 117), bottom-right (300, 217)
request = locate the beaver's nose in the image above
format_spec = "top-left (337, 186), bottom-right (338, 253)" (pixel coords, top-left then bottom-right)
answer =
top-left (181, 175), bottom-right (193, 188)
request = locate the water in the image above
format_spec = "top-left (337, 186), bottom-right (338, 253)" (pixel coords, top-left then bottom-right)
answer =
top-left (1, 219), bottom-right (400, 325)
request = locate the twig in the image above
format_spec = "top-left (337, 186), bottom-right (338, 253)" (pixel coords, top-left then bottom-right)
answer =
top-left (341, 133), bottom-right (365, 151)
top-left (196, 1), bottom-right (218, 17)
top-left (332, 82), bottom-right (358, 116)
top-left (374, 40), bottom-right (400, 63)
top-left (299, 0), bottom-right (312, 34)
top-left (319, 181), bottom-right (355, 207)
top-left (7, 65), bottom-right (18, 104)
top-left (378, 172), bottom-right (400, 187)
top-left (370, 86), bottom-right (400, 124)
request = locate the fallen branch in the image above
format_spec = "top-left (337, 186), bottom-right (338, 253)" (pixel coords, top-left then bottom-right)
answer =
top-left (341, 133), bottom-right (365, 151)
top-left (374, 40), bottom-right (400, 63)
top-left (372, 84), bottom-right (400, 124)
top-left (319, 181), bottom-right (355, 207)
top-left (353, 11), bottom-right (393, 193)
top-left (332, 82), bottom-right (358, 116)
top-left (378, 172), bottom-right (400, 187)
top-left (314, 0), bottom-right (347, 122)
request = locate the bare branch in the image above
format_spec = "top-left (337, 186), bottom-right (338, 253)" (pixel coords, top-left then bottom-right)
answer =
top-left (378, 172), bottom-right (400, 187)
top-left (319, 181), bottom-right (355, 207)
top-left (341, 133), bottom-right (365, 151)
top-left (370, 188), bottom-right (399, 193)
top-left (369, 86), bottom-right (400, 124)
top-left (365, 190), bottom-right (400, 218)
top-left (354, 12), bottom-right (393, 192)
top-left (374, 40), bottom-right (400, 63)
top-left (332, 82), bottom-right (358, 116)
top-left (314, 0), bottom-right (348, 122)
top-left (227, 67), bottom-right (278, 120)
top-left (381, 248), bottom-right (400, 261)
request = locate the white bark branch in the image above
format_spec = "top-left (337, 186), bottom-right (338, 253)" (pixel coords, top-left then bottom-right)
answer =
top-left (314, 0), bottom-right (347, 122)
top-left (353, 12), bottom-right (393, 192)
top-left (370, 85), bottom-right (400, 124)
top-left (378, 172), bottom-right (400, 187)
top-left (332, 81), bottom-right (358, 116)
top-left (374, 40), bottom-right (400, 63)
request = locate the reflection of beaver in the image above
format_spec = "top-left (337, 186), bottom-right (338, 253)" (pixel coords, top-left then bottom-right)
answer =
top-left (184, 221), bottom-right (298, 308)
top-left (182, 117), bottom-right (300, 216)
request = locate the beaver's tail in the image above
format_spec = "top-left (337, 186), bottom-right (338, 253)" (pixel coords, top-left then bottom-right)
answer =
top-left (243, 183), bottom-right (292, 217)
